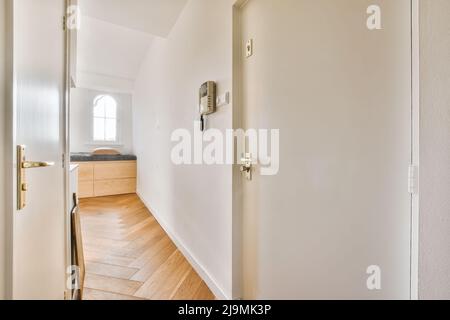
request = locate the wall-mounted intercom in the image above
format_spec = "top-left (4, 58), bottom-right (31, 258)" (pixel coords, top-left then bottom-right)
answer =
top-left (199, 81), bottom-right (216, 131)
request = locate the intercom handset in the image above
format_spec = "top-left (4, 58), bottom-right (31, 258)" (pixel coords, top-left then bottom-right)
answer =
top-left (199, 81), bottom-right (216, 131)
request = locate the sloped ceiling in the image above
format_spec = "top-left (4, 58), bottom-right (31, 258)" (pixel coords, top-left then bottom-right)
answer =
top-left (76, 0), bottom-right (188, 92)
top-left (77, 16), bottom-right (154, 80)
top-left (79, 0), bottom-right (188, 37)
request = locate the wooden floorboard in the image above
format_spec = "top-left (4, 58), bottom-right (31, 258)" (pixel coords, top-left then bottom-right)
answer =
top-left (80, 194), bottom-right (215, 300)
top-left (83, 288), bottom-right (144, 301)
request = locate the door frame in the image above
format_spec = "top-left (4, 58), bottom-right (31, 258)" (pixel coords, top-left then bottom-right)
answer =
top-left (231, 0), bottom-right (420, 300)
top-left (410, 0), bottom-right (420, 301)
top-left (4, 0), bottom-right (14, 300)
top-left (3, 0), bottom-right (71, 300)
top-left (63, 0), bottom-right (74, 301)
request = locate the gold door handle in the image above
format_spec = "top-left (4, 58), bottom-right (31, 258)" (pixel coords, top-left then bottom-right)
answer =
top-left (17, 145), bottom-right (55, 210)
top-left (22, 161), bottom-right (55, 169)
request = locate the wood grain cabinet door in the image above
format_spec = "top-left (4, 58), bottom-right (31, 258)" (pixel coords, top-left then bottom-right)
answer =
top-left (94, 178), bottom-right (137, 197)
top-left (77, 163), bottom-right (94, 181)
top-left (94, 161), bottom-right (137, 180)
top-left (74, 163), bottom-right (94, 198)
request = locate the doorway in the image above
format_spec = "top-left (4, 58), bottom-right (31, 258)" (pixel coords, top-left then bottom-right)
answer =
top-left (66, 0), bottom-right (215, 300)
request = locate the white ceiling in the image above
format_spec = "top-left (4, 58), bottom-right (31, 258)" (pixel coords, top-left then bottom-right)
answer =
top-left (79, 0), bottom-right (188, 37)
top-left (76, 0), bottom-right (188, 92)
top-left (77, 16), bottom-right (154, 81)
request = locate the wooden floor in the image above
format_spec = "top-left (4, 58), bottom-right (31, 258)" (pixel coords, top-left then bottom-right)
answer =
top-left (79, 194), bottom-right (215, 300)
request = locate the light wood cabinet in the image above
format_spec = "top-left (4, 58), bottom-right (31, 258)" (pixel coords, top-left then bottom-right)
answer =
top-left (78, 181), bottom-right (94, 198)
top-left (94, 162), bottom-right (137, 180)
top-left (73, 161), bottom-right (137, 199)
top-left (94, 178), bottom-right (137, 197)
top-left (78, 163), bottom-right (94, 181)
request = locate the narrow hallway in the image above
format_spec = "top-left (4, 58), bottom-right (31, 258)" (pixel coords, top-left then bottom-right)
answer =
top-left (79, 194), bottom-right (215, 300)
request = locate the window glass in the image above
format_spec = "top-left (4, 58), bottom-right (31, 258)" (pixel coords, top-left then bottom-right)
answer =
top-left (93, 95), bottom-right (117, 142)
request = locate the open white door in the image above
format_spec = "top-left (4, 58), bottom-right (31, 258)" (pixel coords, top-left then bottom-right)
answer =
top-left (238, 0), bottom-right (413, 299)
top-left (9, 0), bottom-right (67, 299)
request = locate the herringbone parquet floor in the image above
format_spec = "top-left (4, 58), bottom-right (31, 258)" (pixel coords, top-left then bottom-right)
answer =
top-left (79, 194), bottom-right (216, 300)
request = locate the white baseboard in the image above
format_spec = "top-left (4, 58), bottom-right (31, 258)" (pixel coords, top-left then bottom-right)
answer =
top-left (136, 192), bottom-right (229, 300)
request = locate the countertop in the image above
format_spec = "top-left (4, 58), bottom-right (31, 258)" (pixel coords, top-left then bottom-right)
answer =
top-left (70, 152), bottom-right (137, 162)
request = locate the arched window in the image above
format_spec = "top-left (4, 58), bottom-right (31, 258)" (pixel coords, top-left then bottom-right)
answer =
top-left (93, 95), bottom-right (118, 142)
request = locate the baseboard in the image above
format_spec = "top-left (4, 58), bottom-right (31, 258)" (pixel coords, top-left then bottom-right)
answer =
top-left (136, 192), bottom-right (230, 300)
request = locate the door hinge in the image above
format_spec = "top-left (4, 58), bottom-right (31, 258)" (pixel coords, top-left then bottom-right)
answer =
top-left (408, 165), bottom-right (418, 195)
top-left (63, 15), bottom-right (67, 31)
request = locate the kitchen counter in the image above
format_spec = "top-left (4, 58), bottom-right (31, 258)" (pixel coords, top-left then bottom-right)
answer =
top-left (70, 155), bottom-right (137, 198)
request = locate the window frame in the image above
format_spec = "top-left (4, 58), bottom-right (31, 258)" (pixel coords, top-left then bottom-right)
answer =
top-left (90, 94), bottom-right (121, 146)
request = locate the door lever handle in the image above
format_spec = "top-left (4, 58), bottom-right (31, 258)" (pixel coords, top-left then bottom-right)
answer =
top-left (16, 145), bottom-right (56, 210)
top-left (22, 161), bottom-right (55, 169)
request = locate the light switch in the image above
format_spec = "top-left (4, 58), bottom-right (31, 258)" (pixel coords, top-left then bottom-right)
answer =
top-left (216, 92), bottom-right (230, 107)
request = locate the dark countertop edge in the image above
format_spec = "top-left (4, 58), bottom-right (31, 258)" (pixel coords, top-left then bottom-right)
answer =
top-left (70, 154), bottom-right (137, 162)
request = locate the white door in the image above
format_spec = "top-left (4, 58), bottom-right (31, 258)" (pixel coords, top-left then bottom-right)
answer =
top-left (239, 0), bottom-right (412, 299)
top-left (11, 0), bottom-right (67, 299)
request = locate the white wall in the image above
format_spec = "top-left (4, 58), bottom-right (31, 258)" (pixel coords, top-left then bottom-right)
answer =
top-left (133, 0), bottom-right (234, 299)
top-left (0, 0), bottom-right (6, 300)
top-left (419, 0), bottom-right (450, 300)
top-left (70, 88), bottom-right (134, 154)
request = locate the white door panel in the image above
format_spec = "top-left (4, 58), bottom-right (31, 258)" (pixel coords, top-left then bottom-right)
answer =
top-left (240, 0), bottom-right (412, 299)
top-left (12, 0), bottom-right (66, 299)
